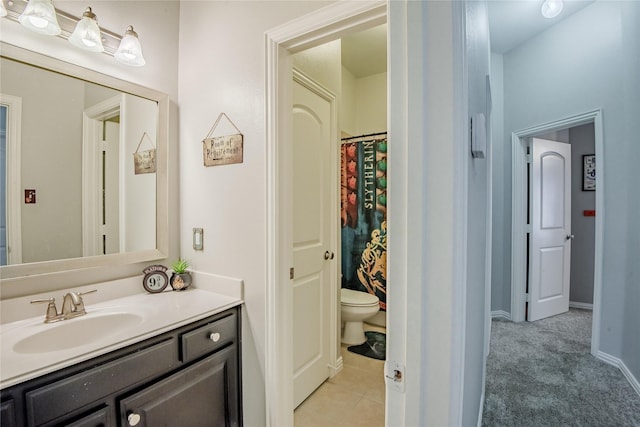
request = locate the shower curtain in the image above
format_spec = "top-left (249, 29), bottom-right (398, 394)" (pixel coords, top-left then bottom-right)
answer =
top-left (340, 133), bottom-right (387, 310)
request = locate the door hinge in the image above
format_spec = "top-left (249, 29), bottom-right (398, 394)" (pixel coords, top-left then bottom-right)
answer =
top-left (289, 267), bottom-right (294, 280)
top-left (526, 224), bottom-right (532, 233)
top-left (525, 292), bottom-right (530, 302)
top-left (101, 141), bottom-right (108, 151)
top-left (526, 153), bottom-right (532, 163)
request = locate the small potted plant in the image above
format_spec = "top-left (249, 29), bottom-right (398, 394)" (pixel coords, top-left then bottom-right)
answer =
top-left (169, 258), bottom-right (192, 291)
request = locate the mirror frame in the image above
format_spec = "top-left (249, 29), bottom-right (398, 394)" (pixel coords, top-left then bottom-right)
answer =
top-left (0, 42), bottom-right (169, 280)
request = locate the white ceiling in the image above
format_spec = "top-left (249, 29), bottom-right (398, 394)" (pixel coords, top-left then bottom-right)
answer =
top-left (340, 0), bottom-right (595, 78)
top-left (488, 0), bottom-right (594, 54)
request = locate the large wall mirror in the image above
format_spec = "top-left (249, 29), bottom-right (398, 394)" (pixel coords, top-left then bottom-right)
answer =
top-left (0, 42), bottom-right (169, 280)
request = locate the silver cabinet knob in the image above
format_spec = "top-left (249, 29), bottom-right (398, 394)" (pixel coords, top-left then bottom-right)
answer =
top-left (128, 413), bottom-right (141, 426)
top-left (566, 234), bottom-right (575, 241)
top-left (324, 251), bottom-right (335, 260)
top-left (209, 332), bottom-right (221, 342)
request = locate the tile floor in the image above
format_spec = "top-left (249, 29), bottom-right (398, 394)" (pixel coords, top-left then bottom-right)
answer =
top-left (294, 328), bottom-right (386, 427)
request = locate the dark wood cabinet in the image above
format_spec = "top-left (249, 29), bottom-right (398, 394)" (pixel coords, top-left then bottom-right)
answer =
top-left (0, 307), bottom-right (241, 427)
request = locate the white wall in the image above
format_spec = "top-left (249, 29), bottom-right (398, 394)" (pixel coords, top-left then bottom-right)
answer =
top-left (493, 0), bottom-right (640, 380)
top-left (462, 1), bottom-right (491, 424)
top-left (355, 72), bottom-right (387, 134)
top-left (177, 2), bottom-right (334, 425)
top-left (341, 65), bottom-right (357, 135)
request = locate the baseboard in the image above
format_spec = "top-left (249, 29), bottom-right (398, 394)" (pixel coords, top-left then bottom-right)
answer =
top-left (491, 310), bottom-right (511, 320)
top-left (476, 391), bottom-right (485, 427)
top-left (595, 351), bottom-right (640, 397)
top-left (330, 356), bottom-right (344, 378)
top-left (569, 301), bottom-right (593, 310)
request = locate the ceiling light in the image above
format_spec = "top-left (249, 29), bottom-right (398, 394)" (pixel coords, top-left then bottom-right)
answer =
top-left (68, 7), bottom-right (104, 52)
top-left (18, 0), bottom-right (61, 35)
top-left (541, 0), bottom-right (563, 19)
top-left (114, 26), bottom-right (145, 67)
top-left (0, 1), bottom-right (8, 18)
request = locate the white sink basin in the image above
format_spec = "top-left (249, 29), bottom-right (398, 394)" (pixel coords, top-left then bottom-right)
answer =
top-left (13, 312), bottom-right (143, 354)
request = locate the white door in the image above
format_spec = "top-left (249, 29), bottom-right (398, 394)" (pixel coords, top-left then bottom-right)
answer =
top-left (292, 71), bottom-right (336, 408)
top-left (529, 138), bottom-right (572, 321)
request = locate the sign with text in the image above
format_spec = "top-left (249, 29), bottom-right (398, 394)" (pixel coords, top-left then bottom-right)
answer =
top-left (202, 134), bottom-right (243, 167)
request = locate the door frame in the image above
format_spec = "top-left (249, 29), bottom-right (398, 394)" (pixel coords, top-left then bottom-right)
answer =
top-left (510, 109), bottom-right (603, 356)
top-left (82, 95), bottom-right (123, 256)
top-left (265, 2), bottom-right (387, 425)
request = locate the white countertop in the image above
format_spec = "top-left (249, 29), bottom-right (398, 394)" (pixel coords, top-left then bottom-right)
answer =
top-left (1, 274), bottom-right (243, 390)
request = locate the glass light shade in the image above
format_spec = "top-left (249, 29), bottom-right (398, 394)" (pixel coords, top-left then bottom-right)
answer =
top-left (541, 0), bottom-right (563, 19)
top-left (0, 1), bottom-right (8, 18)
top-left (69, 8), bottom-right (104, 52)
top-left (114, 26), bottom-right (145, 67)
top-left (18, 0), bottom-right (61, 35)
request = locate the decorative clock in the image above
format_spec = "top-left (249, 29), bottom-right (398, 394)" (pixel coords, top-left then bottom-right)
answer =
top-left (142, 265), bottom-right (169, 293)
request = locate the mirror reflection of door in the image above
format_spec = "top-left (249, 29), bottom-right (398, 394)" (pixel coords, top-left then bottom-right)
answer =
top-left (0, 94), bottom-right (22, 266)
top-left (102, 118), bottom-right (120, 255)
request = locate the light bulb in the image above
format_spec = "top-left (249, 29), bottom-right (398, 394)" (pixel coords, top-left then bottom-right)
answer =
top-left (541, 0), bottom-right (563, 19)
top-left (115, 26), bottom-right (145, 66)
top-left (18, 0), bottom-right (61, 35)
top-left (69, 7), bottom-right (104, 52)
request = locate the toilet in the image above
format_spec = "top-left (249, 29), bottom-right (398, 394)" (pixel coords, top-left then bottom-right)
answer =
top-left (340, 288), bottom-right (380, 345)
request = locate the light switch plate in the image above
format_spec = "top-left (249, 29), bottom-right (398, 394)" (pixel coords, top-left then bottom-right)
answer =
top-left (193, 228), bottom-right (203, 250)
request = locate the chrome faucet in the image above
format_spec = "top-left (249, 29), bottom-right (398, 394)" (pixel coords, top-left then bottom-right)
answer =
top-left (31, 290), bottom-right (97, 323)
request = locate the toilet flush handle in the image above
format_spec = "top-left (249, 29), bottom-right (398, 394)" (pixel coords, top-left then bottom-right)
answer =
top-left (324, 251), bottom-right (335, 260)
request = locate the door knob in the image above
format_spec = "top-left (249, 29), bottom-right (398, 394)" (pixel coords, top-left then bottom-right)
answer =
top-left (566, 234), bottom-right (575, 241)
top-left (324, 251), bottom-right (335, 260)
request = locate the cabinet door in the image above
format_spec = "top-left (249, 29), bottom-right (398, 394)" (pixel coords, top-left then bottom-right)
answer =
top-left (1, 399), bottom-right (16, 427)
top-left (120, 346), bottom-right (239, 427)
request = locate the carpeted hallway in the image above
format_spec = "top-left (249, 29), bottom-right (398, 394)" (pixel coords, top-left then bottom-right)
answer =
top-left (482, 309), bottom-right (640, 426)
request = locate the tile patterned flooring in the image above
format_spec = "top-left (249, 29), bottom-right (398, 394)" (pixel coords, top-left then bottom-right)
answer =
top-left (294, 330), bottom-right (386, 427)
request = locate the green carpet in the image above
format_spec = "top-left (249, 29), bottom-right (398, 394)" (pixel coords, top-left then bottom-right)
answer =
top-left (482, 309), bottom-right (640, 426)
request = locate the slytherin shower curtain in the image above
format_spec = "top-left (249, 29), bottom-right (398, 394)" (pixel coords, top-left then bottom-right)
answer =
top-left (340, 135), bottom-right (387, 310)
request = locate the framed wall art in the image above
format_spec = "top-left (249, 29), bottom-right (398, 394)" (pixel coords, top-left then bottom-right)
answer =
top-left (583, 154), bottom-right (596, 191)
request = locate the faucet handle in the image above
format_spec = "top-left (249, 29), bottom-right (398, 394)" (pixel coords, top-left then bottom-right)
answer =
top-left (30, 298), bottom-right (61, 323)
top-left (73, 289), bottom-right (97, 314)
top-left (78, 289), bottom-right (97, 298)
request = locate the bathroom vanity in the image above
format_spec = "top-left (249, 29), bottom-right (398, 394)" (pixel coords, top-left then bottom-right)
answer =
top-left (0, 288), bottom-right (243, 427)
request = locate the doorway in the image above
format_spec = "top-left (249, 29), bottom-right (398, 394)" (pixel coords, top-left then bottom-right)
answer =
top-left (264, 2), bottom-right (387, 425)
top-left (510, 109), bottom-right (604, 356)
top-left (290, 25), bottom-right (388, 422)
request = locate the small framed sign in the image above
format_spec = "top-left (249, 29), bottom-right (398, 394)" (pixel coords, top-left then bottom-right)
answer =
top-left (583, 154), bottom-right (596, 191)
top-left (202, 112), bottom-right (244, 167)
top-left (142, 265), bottom-right (169, 293)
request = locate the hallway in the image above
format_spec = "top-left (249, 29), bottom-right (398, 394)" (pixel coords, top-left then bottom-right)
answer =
top-left (482, 310), bottom-right (640, 426)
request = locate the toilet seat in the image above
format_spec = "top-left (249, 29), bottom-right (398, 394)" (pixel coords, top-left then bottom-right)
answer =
top-left (341, 288), bottom-right (379, 307)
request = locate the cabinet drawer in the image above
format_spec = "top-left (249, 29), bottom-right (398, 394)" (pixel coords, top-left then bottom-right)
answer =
top-left (181, 312), bottom-right (236, 363)
top-left (25, 338), bottom-right (176, 427)
top-left (65, 406), bottom-right (109, 427)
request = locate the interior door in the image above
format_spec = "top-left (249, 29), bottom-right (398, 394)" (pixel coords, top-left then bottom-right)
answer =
top-left (292, 71), bottom-right (335, 408)
top-left (529, 138), bottom-right (572, 321)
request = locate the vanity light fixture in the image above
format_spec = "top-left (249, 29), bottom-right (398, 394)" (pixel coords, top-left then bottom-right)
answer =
top-left (68, 7), bottom-right (104, 52)
top-left (18, 0), bottom-right (61, 35)
top-left (114, 26), bottom-right (145, 67)
top-left (541, 0), bottom-right (563, 19)
top-left (2, 1), bottom-right (146, 66)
